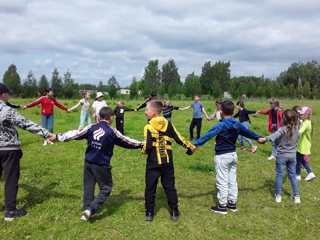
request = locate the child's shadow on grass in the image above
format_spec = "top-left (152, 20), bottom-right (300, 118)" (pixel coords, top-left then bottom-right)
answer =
top-left (19, 182), bottom-right (78, 210)
top-left (92, 189), bottom-right (143, 222)
top-left (239, 179), bottom-right (291, 197)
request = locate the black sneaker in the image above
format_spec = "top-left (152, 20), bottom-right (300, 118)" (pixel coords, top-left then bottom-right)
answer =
top-left (145, 212), bottom-right (154, 222)
top-left (210, 204), bottom-right (227, 215)
top-left (170, 209), bottom-right (180, 221)
top-left (227, 202), bottom-right (238, 213)
top-left (4, 209), bottom-right (27, 221)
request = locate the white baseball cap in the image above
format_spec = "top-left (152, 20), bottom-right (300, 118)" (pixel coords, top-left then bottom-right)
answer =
top-left (96, 92), bottom-right (104, 99)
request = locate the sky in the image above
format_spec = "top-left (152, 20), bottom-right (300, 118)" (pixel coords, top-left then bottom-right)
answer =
top-left (0, 0), bottom-right (320, 87)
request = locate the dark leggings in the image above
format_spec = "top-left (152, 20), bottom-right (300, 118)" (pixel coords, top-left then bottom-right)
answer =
top-left (189, 118), bottom-right (202, 139)
top-left (296, 152), bottom-right (312, 175)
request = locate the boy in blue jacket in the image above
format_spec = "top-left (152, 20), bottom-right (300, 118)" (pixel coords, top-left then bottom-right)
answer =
top-left (57, 107), bottom-right (143, 221)
top-left (193, 100), bottom-right (264, 214)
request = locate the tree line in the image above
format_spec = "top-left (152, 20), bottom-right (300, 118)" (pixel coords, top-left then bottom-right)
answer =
top-left (2, 60), bottom-right (320, 99)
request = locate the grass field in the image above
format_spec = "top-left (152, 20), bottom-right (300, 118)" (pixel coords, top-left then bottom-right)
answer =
top-left (1, 98), bottom-right (320, 240)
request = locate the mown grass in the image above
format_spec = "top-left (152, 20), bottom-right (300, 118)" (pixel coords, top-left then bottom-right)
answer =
top-left (0, 98), bottom-right (320, 240)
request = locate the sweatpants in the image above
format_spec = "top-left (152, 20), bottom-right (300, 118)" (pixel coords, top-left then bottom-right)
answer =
top-left (83, 162), bottom-right (113, 213)
top-left (215, 152), bottom-right (238, 206)
top-left (0, 150), bottom-right (23, 211)
top-left (145, 164), bottom-right (178, 214)
top-left (116, 118), bottom-right (124, 134)
top-left (189, 118), bottom-right (202, 139)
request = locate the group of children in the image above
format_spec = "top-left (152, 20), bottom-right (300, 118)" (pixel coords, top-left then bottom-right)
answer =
top-left (0, 83), bottom-right (316, 222)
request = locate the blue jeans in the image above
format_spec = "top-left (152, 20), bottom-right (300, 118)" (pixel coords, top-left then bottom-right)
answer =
top-left (79, 111), bottom-right (91, 129)
top-left (275, 155), bottom-right (299, 197)
top-left (41, 114), bottom-right (54, 133)
top-left (239, 121), bottom-right (253, 147)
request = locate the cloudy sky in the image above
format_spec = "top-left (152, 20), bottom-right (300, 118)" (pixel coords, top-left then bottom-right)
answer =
top-left (0, 0), bottom-right (320, 86)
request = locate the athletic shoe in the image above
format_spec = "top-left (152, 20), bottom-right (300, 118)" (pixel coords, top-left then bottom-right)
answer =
top-left (80, 209), bottom-right (92, 221)
top-left (251, 145), bottom-right (257, 153)
top-left (296, 175), bottom-right (301, 181)
top-left (268, 155), bottom-right (276, 161)
top-left (145, 212), bottom-right (154, 222)
top-left (4, 209), bottom-right (27, 221)
top-left (305, 172), bottom-right (316, 182)
top-left (227, 202), bottom-right (238, 212)
top-left (210, 204), bottom-right (227, 215)
top-left (43, 140), bottom-right (48, 146)
top-left (293, 196), bottom-right (301, 204)
top-left (275, 194), bottom-right (282, 203)
top-left (170, 209), bottom-right (180, 221)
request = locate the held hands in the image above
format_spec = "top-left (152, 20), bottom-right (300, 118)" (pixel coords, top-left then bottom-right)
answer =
top-left (186, 144), bottom-right (197, 155)
top-left (257, 137), bottom-right (267, 144)
top-left (47, 133), bottom-right (57, 143)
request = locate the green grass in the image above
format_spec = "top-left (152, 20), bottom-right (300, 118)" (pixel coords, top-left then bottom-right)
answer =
top-left (1, 99), bottom-right (320, 240)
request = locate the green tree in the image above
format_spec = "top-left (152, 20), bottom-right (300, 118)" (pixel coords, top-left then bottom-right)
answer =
top-left (63, 71), bottom-right (76, 99)
top-left (21, 71), bottom-right (38, 98)
top-left (199, 61), bottom-right (212, 95)
top-left (129, 77), bottom-right (140, 99)
top-left (143, 60), bottom-right (161, 95)
top-left (2, 64), bottom-right (21, 96)
top-left (184, 72), bottom-right (201, 97)
top-left (107, 76), bottom-right (120, 99)
top-left (302, 81), bottom-right (311, 99)
top-left (38, 74), bottom-right (49, 94)
top-left (161, 59), bottom-right (181, 97)
top-left (51, 68), bottom-right (63, 97)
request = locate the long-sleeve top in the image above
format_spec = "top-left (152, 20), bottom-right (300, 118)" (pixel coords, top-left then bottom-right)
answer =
top-left (208, 110), bottom-right (222, 121)
top-left (6, 102), bottom-right (20, 109)
top-left (234, 108), bottom-right (256, 123)
top-left (25, 96), bottom-right (68, 116)
top-left (193, 117), bottom-right (260, 155)
top-left (266, 126), bottom-right (299, 158)
top-left (69, 98), bottom-right (91, 112)
top-left (297, 120), bottom-right (312, 155)
top-left (162, 104), bottom-right (179, 119)
top-left (258, 108), bottom-right (282, 133)
top-left (0, 100), bottom-right (50, 150)
top-left (58, 120), bottom-right (143, 166)
top-left (114, 106), bottom-right (134, 120)
top-left (143, 116), bottom-right (195, 169)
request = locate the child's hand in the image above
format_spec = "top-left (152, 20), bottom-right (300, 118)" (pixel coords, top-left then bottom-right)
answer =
top-left (47, 133), bottom-right (57, 142)
top-left (186, 148), bottom-right (194, 155)
top-left (257, 137), bottom-right (266, 144)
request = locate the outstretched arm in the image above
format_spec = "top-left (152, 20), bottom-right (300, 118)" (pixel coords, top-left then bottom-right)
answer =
top-left (53, 98), bottom-right (69, 112)
top-left (266, 127), bottom-right (286, 143)
top-left (24, 97), bottom-right (43, 109)
top-left (167, 123), bottom-right (195, 151)
top-left (6, 102), bottom-right (21, 109)
top-left (113, 128), bottom-right (143, 149)
top-left (238, 122), bottom-right (261, 140)
top-left (193, 122), bottom-right (224, 146)
top-left (68, 101), bottom-right (82, 111)
top-left (57, 125), bottom-right (91, 141)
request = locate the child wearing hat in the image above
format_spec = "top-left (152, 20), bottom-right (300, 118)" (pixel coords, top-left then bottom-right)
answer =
top-left (92, 92), bottom-right (107, 122)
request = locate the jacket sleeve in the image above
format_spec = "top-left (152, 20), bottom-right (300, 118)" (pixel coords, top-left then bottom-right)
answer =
top-left (167, 122), bottom-right (195, 150)
top-left (257, 108), bottom-right (270, 115)
top-left (57, 125), bottom-right (91, 141)
top-left (136, 98), bottom-right (150, 111)
top-left (7, 108), bottom-right (49, 138)
top-left (6, 102), bottom-right (20, 109)
top-left (266, 127), bottom-right (286, 142)
top-left (124, 106), bottom-right (134, 112)
top-left (298, 121), bottom-right (309, 135)
top-left (53, 99), bottom-right (68, 111)
top-left (238, 122), bottom-right (261, 140)
top-left (142, 125), bottom-right (153, 154)
top-left (233, 111), bottom-right (240, 118)
top-left (69, 101), bottom-right (81, 111)
top-left (193, 122), bottom-right (224, 146)
top-left (26, 97), bottom-right (43, 108)
top-left (113, 128), bottom-right (143, 149)
top-left (247, 109), bottom-right (256, 114)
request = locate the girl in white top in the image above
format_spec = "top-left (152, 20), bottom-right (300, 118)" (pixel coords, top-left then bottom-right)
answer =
top-left (92, 92), bottom-right (108, 122)
top-left (206, 100), bottom-right (222, 121)
top-left (69, 91), bottom-right (92, 129)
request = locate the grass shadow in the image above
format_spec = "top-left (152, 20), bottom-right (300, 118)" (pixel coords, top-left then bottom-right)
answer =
top-left (188, 163), bottom-right (214, 172)
top-left (19, 182), bottom-right (78, 210)
top-left (239, 179), bottom-right (291, 197)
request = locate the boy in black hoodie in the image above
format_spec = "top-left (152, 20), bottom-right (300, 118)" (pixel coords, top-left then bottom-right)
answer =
top-left (142, 100), bottom-right (196, 222)
top-left (113, 101), bottom-right (134, 134)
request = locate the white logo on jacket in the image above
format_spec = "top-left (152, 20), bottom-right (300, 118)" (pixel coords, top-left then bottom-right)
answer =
top-left (93, 128), bottom-right (105, 141)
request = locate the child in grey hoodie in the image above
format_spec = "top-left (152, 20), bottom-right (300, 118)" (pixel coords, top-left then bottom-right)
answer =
top-left (260, 109), bottom-right (300, 204)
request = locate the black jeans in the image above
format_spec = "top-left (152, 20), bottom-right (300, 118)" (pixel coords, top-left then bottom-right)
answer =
top-left (189, 118), bottom-right (202, 139)
top-left (83, 162), bottom-right (113, 213)
top-left (116, 118), bottom-right (124, 134)
top-left (0, 150), bottom-right (23, 211)
top-left (145, 164), bottom-right (178, 214)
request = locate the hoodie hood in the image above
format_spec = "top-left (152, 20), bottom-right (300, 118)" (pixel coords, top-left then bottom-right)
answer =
top-left (149, 116), bottom-right (168, 132)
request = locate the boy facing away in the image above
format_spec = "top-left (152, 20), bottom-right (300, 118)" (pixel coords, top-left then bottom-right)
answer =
top-left (56, 107), bottom-right (143, 221)
top-left (143, 100), bottom-right (196, 221)
top-left (193, 100), bottom-right (263, 215)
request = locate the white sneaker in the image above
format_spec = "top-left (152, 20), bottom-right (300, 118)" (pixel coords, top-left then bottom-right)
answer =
top-left (275, 194), bottom-right (282, 203)
top-left (268, 155), bottom-right (276, 161)
top-left (294, 196), bottom-right (301, 204)
top-left (296, 175), bottom-right (301, 181)
top-left (305, 172), bottom-right (316, 182)
top-left (80, 209), bottom-right (91, 221)
top-left (43, 140), bottom-right (48, 146)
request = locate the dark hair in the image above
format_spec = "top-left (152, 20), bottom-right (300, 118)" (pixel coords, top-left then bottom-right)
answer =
top-left (43, 88), bottom-right (53, 95)
top-left (292, 105), bottom-right (301, 113)
top-left (221, 100), bottom-right (234, 116)
top-left (273, 100), bottom-right (280, 107)
top-left (283, 109), bottom-right (298, 138)
top-left (236, 100), bottom-right (245, 108)
top-left (99, 107), bottom-right (114, 120)
top-left (0, 83), bottom-right (10, 95)
top-left (148, 100), bottom-right (163, 114)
